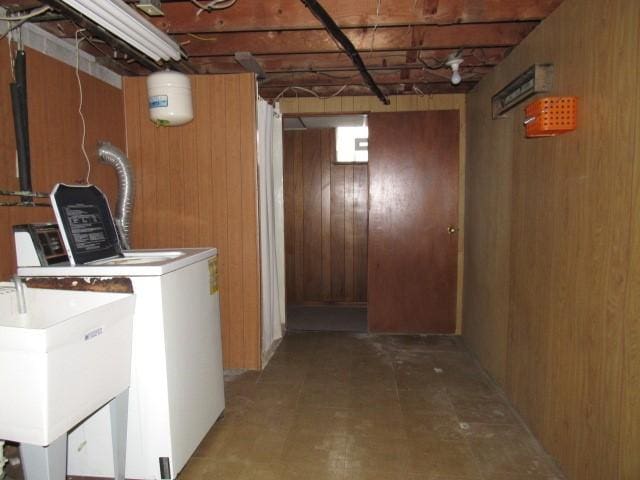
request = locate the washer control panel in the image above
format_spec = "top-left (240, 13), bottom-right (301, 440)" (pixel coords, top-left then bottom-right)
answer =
top-left (13, 223), bottom-right (69, 267)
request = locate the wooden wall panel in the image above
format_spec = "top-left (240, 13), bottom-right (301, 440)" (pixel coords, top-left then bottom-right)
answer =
top-left (463, 0), bottom-right (640, 478)
top-left (0, 47), bottom-right (122, 280)
top-left (283, 128), bottom-right (368, 305)
top-left (123, 74), bottom-right (261, 370)
top-left (302, 130), bottom-right (323, 300)
top-left (463, 83), bottom-right (513, 386)
top-left (330, 160), bottom-right (346, 299)
top-left (320, 130), bottom-right (332, 301)
top-left (620, 50), bottom-right (640, 479)
top-left (279, 94), bottom-right (464, 115)
top-left (279, 94), bottom-right (465, 332)
top-left (353, 166), bottom-right (368, 301)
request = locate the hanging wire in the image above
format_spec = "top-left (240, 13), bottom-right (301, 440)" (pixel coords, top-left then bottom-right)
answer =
top-left (0, 5), bottom-right (51, 41)
top-left (0, 5), bottom-right (51, 22)
top-left (190, 0), bottom-right (238, 15)
top-left (368, 0), bottom-right (381, 59)
top-left (187, 32), bottom-right (219, 41)
top-left (412, 85), bottom-right (426, 96)
top-left (6, 30), bottom-right (15, 80)
top-left (274, 85), bottom-right (349, 102)
top-left (267, 70), bottom-right (360, 82)
top-left (74, 29), bottom-right (91, 185)
top-left (418, 48), bottom-right (464, 70)
top-left (0, 17), bottom-right (28, 41)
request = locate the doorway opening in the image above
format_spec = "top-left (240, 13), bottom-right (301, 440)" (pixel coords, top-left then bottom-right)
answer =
top-left (283, 114), bottom-right (369, 333)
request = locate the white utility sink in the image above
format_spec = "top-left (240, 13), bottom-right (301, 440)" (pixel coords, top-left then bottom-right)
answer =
top-left (0, 283), bottom-right (135, 446)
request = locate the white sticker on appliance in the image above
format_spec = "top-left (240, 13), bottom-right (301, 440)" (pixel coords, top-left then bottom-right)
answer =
top-left (149, 95), bottom-right (169, 109)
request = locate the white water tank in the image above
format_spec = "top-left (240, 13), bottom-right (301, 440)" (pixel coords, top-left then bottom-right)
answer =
top-left (146, 70), bottom-right (193, 126)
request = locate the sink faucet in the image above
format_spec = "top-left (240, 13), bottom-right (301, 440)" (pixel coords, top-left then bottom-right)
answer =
top-left (12, 275), bottom-right (27, 315)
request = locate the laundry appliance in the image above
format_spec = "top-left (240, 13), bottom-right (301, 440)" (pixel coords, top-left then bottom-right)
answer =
top-left (15, 184), bottom-right (224, 479)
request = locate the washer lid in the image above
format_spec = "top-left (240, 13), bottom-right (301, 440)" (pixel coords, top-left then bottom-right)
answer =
top-left (18, 248), bottom-right (216, 277)
top-left (50, 184), bottom-right (123, 265)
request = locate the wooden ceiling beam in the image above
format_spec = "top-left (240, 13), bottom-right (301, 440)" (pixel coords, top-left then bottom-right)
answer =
top-left (179, 22), bottom-right (537, 57)
top-left (259, 68), bottom-right (490, 87)
top-left (0, 0), bottom-right (563, 94)
top-left (299, 0), bottom-right (388, 105)
top-left (189, 48), bottom-right (509, 74)
top-left (145, 0), bottom-right (562, 33)
top-left (191, 52), bottom-right (498, 75)
top-left (402, 50), bottom-right (419, 81)
top-left (259, 82), bottom-right (476, 99)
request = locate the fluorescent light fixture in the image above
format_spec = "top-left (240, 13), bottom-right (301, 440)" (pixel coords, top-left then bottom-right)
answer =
top-left (59, 0), bottom-right (181, 62)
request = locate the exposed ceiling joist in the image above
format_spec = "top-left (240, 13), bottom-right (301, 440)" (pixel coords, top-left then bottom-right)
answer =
top-left (260, 68), bottom-right (490, 88)
top-left (179, 22), bottom-right (537, 57)
top-left (299, 0), bottom-right (388, 105)
top-left (0, 0), bottom-right (565, 98)
top-left (189, 48), bottom-right (506, 73)
top-left (260, 82), bottom-right (476, 99)
top-left (234, 51), bottom-right (266, 80)
top-left (146, 0), bottom-right (563, 33)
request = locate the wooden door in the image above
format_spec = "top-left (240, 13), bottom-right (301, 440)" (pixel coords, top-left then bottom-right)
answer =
top-left (368, 111), bottom-right (459, 333)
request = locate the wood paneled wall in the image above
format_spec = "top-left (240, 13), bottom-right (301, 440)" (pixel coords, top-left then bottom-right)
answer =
top-left (279, 94), bottom-right (465, 116)
top-left (463, 0), bottom-right (640, 478)
top-left (0, 47), bottom-right (123, 280)
top-left (280, 94), bottom-right (465, 332)
top-left (284, 128), bottom-right (368, 305)
top-left (123, 74), bottom-right (261, 370)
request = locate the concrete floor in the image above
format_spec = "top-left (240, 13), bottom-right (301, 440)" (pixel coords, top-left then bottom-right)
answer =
top-left (2, 332), bottom-right (565, 480)
top-left (181, 332), bottom-right (566, 480)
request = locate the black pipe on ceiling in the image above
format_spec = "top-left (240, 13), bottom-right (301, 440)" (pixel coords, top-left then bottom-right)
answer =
top-left (299, 0), bottom-right (389, 105)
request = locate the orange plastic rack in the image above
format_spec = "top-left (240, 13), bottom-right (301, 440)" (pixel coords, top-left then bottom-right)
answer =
top-left (524, 96), bottom-right (577, 138)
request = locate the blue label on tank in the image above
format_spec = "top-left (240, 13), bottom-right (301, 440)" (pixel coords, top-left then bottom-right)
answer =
top-left (149, 95), bottom-right (168, 109)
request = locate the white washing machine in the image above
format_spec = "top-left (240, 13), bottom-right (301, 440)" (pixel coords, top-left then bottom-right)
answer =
top-left (15, 184), bottom-right (225, 479)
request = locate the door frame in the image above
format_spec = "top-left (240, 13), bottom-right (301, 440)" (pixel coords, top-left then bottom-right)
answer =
top-left (279, 101), bottom-right (466, 334)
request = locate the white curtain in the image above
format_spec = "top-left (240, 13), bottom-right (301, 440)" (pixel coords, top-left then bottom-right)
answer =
top-left (257, 98), bottom-right (285, 362)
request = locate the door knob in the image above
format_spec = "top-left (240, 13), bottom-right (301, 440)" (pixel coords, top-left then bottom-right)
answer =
top-left (447, 225), bottom-right (458, 234)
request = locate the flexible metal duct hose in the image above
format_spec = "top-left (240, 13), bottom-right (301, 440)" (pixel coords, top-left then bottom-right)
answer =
top-left (97, 141), bottom-right (134, 249)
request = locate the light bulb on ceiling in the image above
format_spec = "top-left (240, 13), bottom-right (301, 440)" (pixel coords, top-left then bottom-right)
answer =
top-left (445, 56), bottom-right (464, 86)
top-left (451, 67), bottom-right (462, 85)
